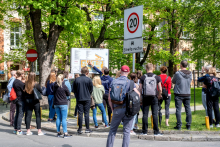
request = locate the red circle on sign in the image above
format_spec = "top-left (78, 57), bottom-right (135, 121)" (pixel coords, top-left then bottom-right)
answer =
top-left (26, 49), bottom-right (38, 62)
top-left (127, 12), bottom-right (139, 33)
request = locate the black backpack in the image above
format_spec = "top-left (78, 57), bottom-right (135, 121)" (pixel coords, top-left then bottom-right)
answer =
top-left (162, 76), bottom-right (169, 99)
top-left (209, 77), bottom-right (220, 97)
top-left (125, 80), bottom-right (140, 117)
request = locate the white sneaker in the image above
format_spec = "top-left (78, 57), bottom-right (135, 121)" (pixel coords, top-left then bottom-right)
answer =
top-left (216, 124), bottom-right (220, 127)
top-left (26, 132), bottom-right (33, 136)
top-left (140, 133), bottom-right (147, 135)
top-left (210, 125), bottom-right (213, 128)
top-left (133, 126), bottom-right (139, 130)
top-left (130, 131), bottom-right (136, 135)
top-left (38, 131), bottom-right (46, 136)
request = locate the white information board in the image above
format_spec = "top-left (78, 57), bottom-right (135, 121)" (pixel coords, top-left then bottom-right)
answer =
top-left (124, 5), bottom-right (143, 40)
top-left (70, 48), bottom-right (109, 74)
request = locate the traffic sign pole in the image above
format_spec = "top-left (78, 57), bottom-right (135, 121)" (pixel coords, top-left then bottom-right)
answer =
top-left (26, 49), bottom-right (38, 72)
top-left (133, 53), bottom-right (135, 72)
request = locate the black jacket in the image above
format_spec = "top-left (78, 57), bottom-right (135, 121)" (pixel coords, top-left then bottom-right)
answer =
top-left (73, 74), bottom-right (93, 101)
top-left (13, 79), bottom-right (25, 101)
top-left (54, 82), bottom-right (70, 105)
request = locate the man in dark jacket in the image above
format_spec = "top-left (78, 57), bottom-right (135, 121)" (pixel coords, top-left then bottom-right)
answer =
top-left (88, 61), bottom-right (113, 124)
top-left (172, 60), bottom-right (192, 130)
top-left (73, 67), bottom-right (93, 134)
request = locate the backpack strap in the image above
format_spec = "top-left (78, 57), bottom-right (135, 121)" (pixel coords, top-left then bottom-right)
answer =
top-left (144, 74), bottom-right (148, 77)
top-left (129, 80), bottom-right (134, 92)
top-left (162, 76), bottom-right (169, 88)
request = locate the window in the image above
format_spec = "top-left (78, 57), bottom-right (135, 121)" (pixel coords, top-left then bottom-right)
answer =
top-left (182, 31), bottom-right (190, 39)
top-left (10, 25), bottom-right (22, 49)
top-left (94, 13), bottom-right (103, 20)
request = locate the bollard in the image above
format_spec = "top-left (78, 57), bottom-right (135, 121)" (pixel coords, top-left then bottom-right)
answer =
top-left (151, 115), bottom-right (153, 129)
top-left (77, 112), bottom-right (79, 126)
top-left (205, 116), bottom-right (210, 130)
top-left (40, 107), bottom-right (42, 120)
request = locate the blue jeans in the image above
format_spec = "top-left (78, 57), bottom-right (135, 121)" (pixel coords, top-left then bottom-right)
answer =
top-left (48, 95), bottom-right (55, 119)
top-left (54, 105), bottom-right (68, 133)
top-left (93, 103), bottom-right (108, 126)
top-left (131, 114), bottom-right (137, 130)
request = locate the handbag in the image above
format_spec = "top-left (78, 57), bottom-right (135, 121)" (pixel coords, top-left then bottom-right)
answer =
top-left (90, 96), bottom-right (95, 109)
top-left (3, 93), bottom-right (10, 103)
top-left (42, 86), bottom-right (47, 96)
top-left (33, 87), bottom-right (42, 100)
top-left (10, 88), bottom-right (17, 101)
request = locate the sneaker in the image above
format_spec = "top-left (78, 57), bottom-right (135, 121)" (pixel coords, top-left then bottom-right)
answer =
top-left (26, 131), bottom-right (33, 136)
top-left (102, 122), bottom-right (105, 125)
top-left (108, 123), bottom-right (111, 126)
top-left (77, 130), bottom-right (83, 134)
top-left (95, 125), bottom-right (99, 129)
top-left (133, 126), bottom-right (139, 130)
top-left (130, 131), bottom-right (136, 135)
top-left (38, 131), bottom-right (46, 136)
top-left (63, 133), bottom-right (72, 138)
top-left (216, 124), bottom-right (220, 128)
top-left (73, 115), bottom-right (77, 118)
top-left (210, 125), bottom-right (213, 128)
top-left (140, 133), bottom-right (147, 135)
top-left (13, 130), bottom-right (17, 134)
top-left (85, 129), bottom-right (93, 133)
top-left (186, 125), bottom-right (191, 130)
top-left (56, 132), bottom-right (63, 137)
top-left (16, 131), bottom-right (23, 135)
top-left (105, 125), bottom-right (110, 128)
top-left (174, 126), bottom-right (181, 130)
top-left (154, 133), bottom-right (163, 136)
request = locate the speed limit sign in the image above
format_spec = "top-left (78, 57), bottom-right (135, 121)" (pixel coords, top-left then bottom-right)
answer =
top-left (124, 5), bottom-right (143, 40)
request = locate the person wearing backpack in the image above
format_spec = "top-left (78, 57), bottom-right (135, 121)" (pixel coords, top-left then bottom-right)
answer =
top-left (106, 65), bottom-right (140, 147)
top-left (7, 70), bottom-right (17, 127)
top-left (139, 63), bottom-right (163, 136)
top-left (88, 62), bottom-right (113, 125)
top-left (172, 60), bottom-right (192, 130)
top-left (203, 67), bottom-right (220, 128)
top-left (159, 66), bottom-right (172, 126)
top-left (198, 65), bottom-right (215, 122)
top-left (63, 72), bottom-right (72, 112)
top-left (13, 70), bottom-right (25, 135)
top-left (24, 72), bottom-right (45, 136)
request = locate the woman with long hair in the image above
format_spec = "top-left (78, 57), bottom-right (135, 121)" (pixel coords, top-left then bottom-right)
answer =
top-left (92, 76), bottom-right (109, 128)
top-left (24, 72), bottom-right (45, 135)
top-left (46, 72), bottom-right (56, 121)
top-left (53, 74), bottom-right (71, 138)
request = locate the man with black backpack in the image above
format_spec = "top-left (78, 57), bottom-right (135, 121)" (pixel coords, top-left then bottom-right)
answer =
top-left (172, 60), bottom-right (192, 130)
top-left (139, 63), bottom-right (163, 136)
top-left (106, 65), bottom-right (140, 147)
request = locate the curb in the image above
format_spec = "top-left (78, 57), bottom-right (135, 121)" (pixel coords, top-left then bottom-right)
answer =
top-left (2, 112), bottom-right (220, 142)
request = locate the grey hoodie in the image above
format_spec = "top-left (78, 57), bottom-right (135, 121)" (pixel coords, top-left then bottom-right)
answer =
top-left (172, 70), bottom-right (192, 97)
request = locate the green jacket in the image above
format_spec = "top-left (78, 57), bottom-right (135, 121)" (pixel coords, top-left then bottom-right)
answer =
top-left (92, 85), bottom-right (105, 104)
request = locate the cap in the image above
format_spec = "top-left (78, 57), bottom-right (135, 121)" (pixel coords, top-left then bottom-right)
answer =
top-left (121, 65), bottom-right (130, 72)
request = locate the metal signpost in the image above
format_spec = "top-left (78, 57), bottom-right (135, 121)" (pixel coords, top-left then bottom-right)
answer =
top-left (123, 5), bottom-right (143, 72)
top-left (26, 49), bottom-right (38, 72)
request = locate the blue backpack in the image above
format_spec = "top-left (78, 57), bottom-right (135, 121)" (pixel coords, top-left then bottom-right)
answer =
top-left (110, 77), bottom-right (128, 102)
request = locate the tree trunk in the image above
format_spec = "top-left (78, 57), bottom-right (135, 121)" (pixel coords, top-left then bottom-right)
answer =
top-left (29, 5), bottom-right (64, 106)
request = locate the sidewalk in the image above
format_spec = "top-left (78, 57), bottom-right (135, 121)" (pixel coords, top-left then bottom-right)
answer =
top-left (1, 104), bottom-right (220, 142)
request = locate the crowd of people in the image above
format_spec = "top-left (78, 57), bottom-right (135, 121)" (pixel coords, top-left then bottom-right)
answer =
top-left (6, 60), bottom-right (220, 147)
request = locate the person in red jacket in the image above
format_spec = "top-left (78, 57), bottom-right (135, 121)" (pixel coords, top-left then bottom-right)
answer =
top-left (159, 66), bottom-right (172, 126)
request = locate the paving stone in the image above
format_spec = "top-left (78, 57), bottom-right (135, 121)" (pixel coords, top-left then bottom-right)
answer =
top-left (182, 136), bottom-right (192, 141)
top-left (192, 136), bottom-right (207, 141)
top-left (169, 136), bottom-right (182, 141)
top-left (90, 133), bottom-right (108, 138)
top-left (155, 136), bottom-right (169, 141)
top-left (138, 135), bottom-right (154, 140)
top-left (207, 136), bottom-right (220, 141)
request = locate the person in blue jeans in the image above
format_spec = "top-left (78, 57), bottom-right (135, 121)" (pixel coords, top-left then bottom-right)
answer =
top-left (53, 74), bottom-right (71, 138)
top-left (92, 76), bottom-right (110, 128)
top-left (46, 72), bottom-right (56, 121)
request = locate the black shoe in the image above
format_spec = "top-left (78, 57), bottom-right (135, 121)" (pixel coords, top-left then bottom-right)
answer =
top-left (174, 126), bottom-right (181, 130)
top-left (186, 125), bottom-right (191, 130)
top-left (56, 132), bottom-right (63, 137)
top-left (77, 130), bottom-right (82, 134)
top-left (85, 129), bottom-right (93, 133)
top-left (95, 125), bottom-right (99, 129)
top-left (213, 119), bottom-right (216, 124)
top-left (154, 133), bottom-right (163, 136)
top-left (63, 133), bottom-right (72, 138)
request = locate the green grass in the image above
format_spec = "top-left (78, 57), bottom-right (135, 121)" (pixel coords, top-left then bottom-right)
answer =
top-left (35, 88), bottom-right (203, 121)
top-left (132, 110), bottom-right (220, 131)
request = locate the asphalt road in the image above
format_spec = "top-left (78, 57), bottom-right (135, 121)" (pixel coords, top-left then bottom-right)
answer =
top-left (0, 105), bottom-right (219, 147)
